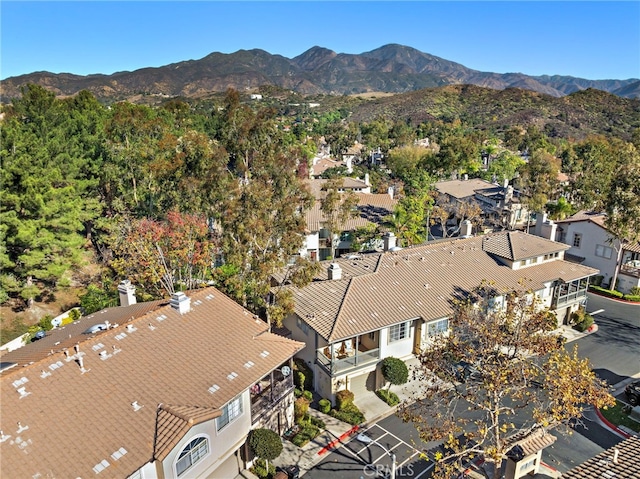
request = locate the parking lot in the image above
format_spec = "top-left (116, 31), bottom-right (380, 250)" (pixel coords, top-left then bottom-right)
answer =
top-left (305, 423), bottom-right (433, 479)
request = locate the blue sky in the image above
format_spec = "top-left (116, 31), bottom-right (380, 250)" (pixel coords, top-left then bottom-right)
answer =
top-left (1, 1), bottom-right (639, 81)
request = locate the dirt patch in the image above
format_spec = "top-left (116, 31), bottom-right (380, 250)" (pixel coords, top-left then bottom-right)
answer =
top-left (1, 288), bottom-right (82, 327)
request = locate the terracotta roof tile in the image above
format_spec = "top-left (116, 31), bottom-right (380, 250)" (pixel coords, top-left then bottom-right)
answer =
top-left (482, 231), bottom-right (569, 261)
top-left (563, 436), bottom-right (640, 479)
top-left (1, 287), bottom-right (304, 479)
top-left (290, 233), bottom-right (597, 342)
top-left (435, 178), bottom-right (498, 199)
top-left (153, 404), bottom-right (221, 461)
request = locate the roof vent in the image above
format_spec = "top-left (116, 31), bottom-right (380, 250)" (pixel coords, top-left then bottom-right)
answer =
top-left (208, 384), bottom-right (220, 394)
top-left (328, 263), bottom-right (342, 280)
top-left (131, 401), bottom-right (143, 411)
top-left (117, 280), bottom-right (137, 307)
top-left (170, 292), bottom-right (191, 314)
top-left (227, 372), bottom-right (238, 380)
top-left (126, 324), bottom-right (136, 333)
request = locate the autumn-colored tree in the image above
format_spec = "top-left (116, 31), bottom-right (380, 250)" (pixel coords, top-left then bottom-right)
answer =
top-left (108, 210), bottom-right (215, 297)
top-left (401, 283), bottom-right (613, 479)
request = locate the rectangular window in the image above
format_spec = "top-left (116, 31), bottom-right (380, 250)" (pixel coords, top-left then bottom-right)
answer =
top-left (296, 317), bottom-right (309, 335)
top-left (389, 322), bottom-right (409, 342)
top-left (216, 396), bottom-right (243, 431)
top-left (426, 318), bottom-right (448, 337)
top-left (595, 244), bottom-right (613, 259)
top-left (573, 233), bottom-right (582, 248)
top-left (368, 331), bottom-right (376, 341)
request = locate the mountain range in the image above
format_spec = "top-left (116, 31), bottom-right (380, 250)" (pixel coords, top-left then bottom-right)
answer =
top-left (1, 44), bottom-right (639, 102)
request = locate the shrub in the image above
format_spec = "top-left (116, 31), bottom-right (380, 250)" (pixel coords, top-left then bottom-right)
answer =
top-left (318, 398), bottom-right (331, 414)
top-left (330, 403), bottom-right (365, 425)
top-left (630, 286), bottom-right (640, 296)
top-left (293, 358), bottom-right (313, 391)
top-left (335, 389), bottom-right (355, 411)
top-left (303, 390), bottom-right (313, 401)
top-left (294, 397), bottom-right (310, 423)
top-left (251, 458), bottom-right (276, 479)
top-left (68, 308), bottom-right (81, 321)
top-left (295, 371), bottom-right (306, 390)
top-left (376, 389), bottom-right (400, 406)
top-left (294, 388), bottom-right (302, 398)
top-left (249, 428), bottom-right (283, 463)
top-left (310, 416), bottom-right (326, 429)
top-left (381, 357), bottom-right (409, 389)
top-left (571, 309), bottom-right (594, 332)
top-left (623, 294), bottom-right (640, 303)
top-left (291, 423), bottom-right (320, 448)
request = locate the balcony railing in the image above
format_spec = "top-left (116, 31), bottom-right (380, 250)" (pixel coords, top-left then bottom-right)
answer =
top-left (250, 374), bottom-right (294, 422)
top-left (316, 347), bottom-right (380, 375)
top-left (620, 264), bottom-right (640, 279)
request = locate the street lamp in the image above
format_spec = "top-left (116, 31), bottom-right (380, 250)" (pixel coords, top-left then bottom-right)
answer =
top-left (357, 433), bottom-right (397, 479)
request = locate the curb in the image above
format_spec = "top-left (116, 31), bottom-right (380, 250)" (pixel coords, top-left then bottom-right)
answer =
top-left (317, 424), bottom-right (360, 455)
top-left (594, 407), bottom-right (632, 439)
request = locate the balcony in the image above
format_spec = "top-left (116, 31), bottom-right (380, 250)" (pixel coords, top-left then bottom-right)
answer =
top-left (316, 346), bottom-right (380, 375)
top-left (620, 263), bottom-right (640, 279)
top-left (250, 372), bottom-right (294, 423)
top-left (552, 278), bottom-right (589, 309)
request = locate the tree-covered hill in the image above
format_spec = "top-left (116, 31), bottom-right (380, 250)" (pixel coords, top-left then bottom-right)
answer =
top-left (346, 85), bottom-right (640, 141)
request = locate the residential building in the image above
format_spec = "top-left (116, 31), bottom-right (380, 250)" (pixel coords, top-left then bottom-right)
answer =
top-left (552, 211), bottom-right (640, 293)
top-left (563, 435), bottom-right (640, 479)
top-left (281, 231), bottom-right (597, 402)
top-left (435, 178), bottom-right (529, 231)
top-left (300, 178), bottom-right (397, 260)
top-left (0, 286), bottom-right (304, 479)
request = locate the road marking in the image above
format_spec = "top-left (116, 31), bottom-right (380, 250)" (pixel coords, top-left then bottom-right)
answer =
top-left (589, 309), bottom-right (605, 315)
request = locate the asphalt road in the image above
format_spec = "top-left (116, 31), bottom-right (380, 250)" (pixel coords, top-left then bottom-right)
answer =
top-left (577, 292), bottom-right (640, 385)
top-left (305, 293), bottom-right (639, 478)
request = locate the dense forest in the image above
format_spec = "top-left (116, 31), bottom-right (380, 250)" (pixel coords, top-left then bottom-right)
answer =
top-left (1, 84), bottom-right (639, 342)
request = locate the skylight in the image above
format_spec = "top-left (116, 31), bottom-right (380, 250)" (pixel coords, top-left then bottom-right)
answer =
top-left (208, 384), bottom-right (220, 394)
top-left (227, 372), bottom-right (239, 380)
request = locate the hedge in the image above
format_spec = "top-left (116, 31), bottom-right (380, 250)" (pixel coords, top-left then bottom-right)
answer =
top-left (376, 389), bottom-right (400, 406)
top-left (330, 403), bottom-right (365, 425)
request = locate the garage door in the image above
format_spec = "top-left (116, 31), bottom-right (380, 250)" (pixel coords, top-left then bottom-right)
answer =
top-left (348, 369), bottom-right (377, 398)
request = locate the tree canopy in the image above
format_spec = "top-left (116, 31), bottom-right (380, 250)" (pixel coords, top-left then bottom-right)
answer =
top-left (401, 283), bottom-right (613, 479)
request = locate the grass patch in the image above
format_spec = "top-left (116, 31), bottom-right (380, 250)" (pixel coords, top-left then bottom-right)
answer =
top-left (600, 401), bottom-right (640, 433)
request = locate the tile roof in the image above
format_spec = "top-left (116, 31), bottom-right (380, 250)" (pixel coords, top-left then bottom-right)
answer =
top-left (290, 233), bottom-right (597, 342)
top-left (153, 404), bottom-right (221, 461)
top-left (482, 231), bottom-right (569, 261)
top-left (563, 436), bottom-right (640, 479)
top-left (506, 428), bottom-right (557, 457)
top-left (311, 157), bottom-right (346, 177)
top-left (435, 178), bottom-right (498, 199)
top-left (0, 287), bottom-right (304, 479)
top-left (304, 192), bottom-right (396, 232)
top-left (554, 210), bottom-right (607, 227)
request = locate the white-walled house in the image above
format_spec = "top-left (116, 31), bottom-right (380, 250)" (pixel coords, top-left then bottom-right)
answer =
top-left (0, 287), bottom-right (304, 479)
top-left (553, 211), bottom-right (640, 293)
top-left (300, 178), bottom-right (396, 260)
top-left (281, 231), bottom-right (598, 402)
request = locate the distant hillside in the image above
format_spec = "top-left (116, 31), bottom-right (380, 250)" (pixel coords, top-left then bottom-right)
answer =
top-left (2, 44), bottom-right (638, 103)
top-left (347, 85), bottom-right (640, 141)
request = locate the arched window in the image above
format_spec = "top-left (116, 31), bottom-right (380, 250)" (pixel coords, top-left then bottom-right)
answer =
top-left (176, 436), bottom-right (209, 477)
